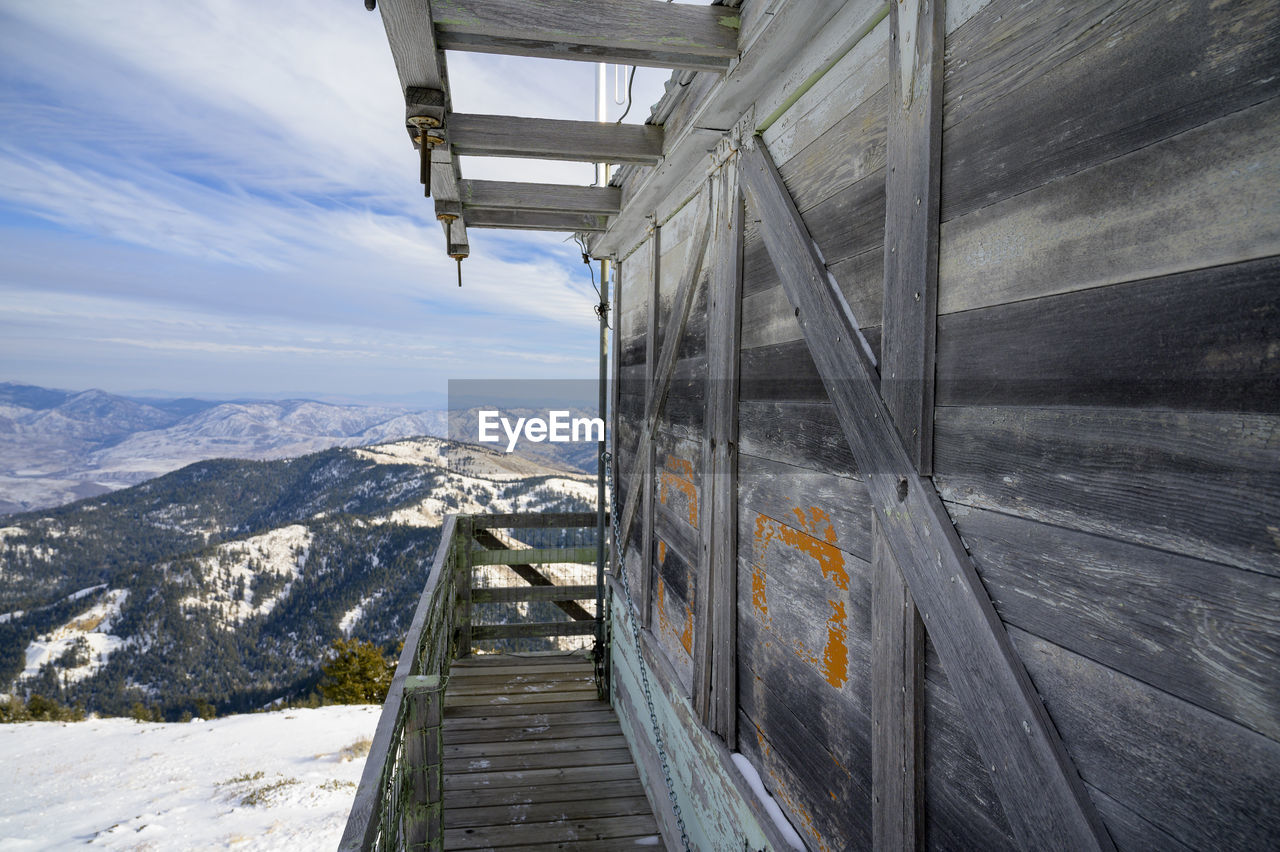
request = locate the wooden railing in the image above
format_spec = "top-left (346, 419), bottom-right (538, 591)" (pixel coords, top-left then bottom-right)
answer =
top-left (339, 511), bottom-right (604, 852)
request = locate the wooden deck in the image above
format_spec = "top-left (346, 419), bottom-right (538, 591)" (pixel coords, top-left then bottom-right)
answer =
top-left (442, 651), bottom-right (665, 850)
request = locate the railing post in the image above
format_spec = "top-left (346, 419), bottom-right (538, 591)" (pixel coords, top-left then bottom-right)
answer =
top-left (458, 517), bottom-right (473, 656)
top-left (402, 674), bottom-right (445, 851)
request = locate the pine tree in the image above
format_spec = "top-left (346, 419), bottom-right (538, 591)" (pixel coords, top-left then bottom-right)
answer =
top-left (318, 638), bottom-right (394, 704)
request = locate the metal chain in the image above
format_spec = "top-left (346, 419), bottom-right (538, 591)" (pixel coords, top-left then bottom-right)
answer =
top-left (602, 450), bottom-right (692, 852)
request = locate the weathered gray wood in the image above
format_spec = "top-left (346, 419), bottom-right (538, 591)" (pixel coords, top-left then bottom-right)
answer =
top-left (471, 527), bottom-right (595, 621)
top-left (470, 584), bottom-right (599, 604)
top-left (373, 0), bottom-right (469, 248)
top-left (446, 795), bottom-right (656, 830)
top-left (881, 0), bottom-right (943, 474)
top-left (429, 0), bottom-right (739, 71)
top-left (444, 746), bottom-right (636, 774)
top-left (443, 778), bottom-right (643, 809)
top-left (447, 721), bottom-right (621, 746)
top-left (738, 138), bottom-right (1114, 851)
top-left (938, 95), bottom-right (1280, 315)
top-left (951, 504), bottom-right (1280, 741)
top-left (737, 452), bottom-right (873, 561)
top-left (1010, 628), bottom-right (1280, 851)
top-left (941, 0), bottom-right (1280, 222)
top-left (615, 193), bottom-right (712, 611)
top-left (463, 207), bottom-right (609, 232)
top-left (444, 762), bottom-right (638, 790)
top-left (443, 814), bottom-right (661, 850)
top-left (341, 514), bottom-right (457, 852)
top-left (923, 668), bottom-right (1019, 851)
top-left (872, 517), bottom-right (924, 851)
top-left (455, 518), bottom-right (472, 655)
top-left (403, 675), bottom-right (445, 850)
top-left (460, 179), bottom-right (620, 214)
top-left (469, 545), bottom-right (598, 566)
top-left (935, 255), bottom-right (1280, 412)
top-left (470, 621), bottom-right (598, 641)
top-left (694, 159), bottom-right (743, 742)
top-left (445, 734), bottom-right (626, 759)
top-left (636, 224), bottom-right (661, 630)
top-left (445, 698), bottom-right (607, 719)
top-left (933, 406), bottom-right (1280, 576)
top-left (449, 113), bottom-right (664, 164)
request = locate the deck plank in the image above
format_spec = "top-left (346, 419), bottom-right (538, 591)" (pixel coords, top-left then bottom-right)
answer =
top-left (442, 653), bottom-right (665, 849)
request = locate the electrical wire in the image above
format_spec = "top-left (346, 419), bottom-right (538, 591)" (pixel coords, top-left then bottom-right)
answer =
top-left (614, 65), bottom-right (638, 124)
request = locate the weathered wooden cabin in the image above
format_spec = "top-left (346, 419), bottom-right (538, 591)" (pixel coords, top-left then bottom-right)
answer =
top-left (343, 0), bottom-right (1280, 849)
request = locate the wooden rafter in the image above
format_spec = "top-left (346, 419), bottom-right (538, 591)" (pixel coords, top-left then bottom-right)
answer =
top-left (460, 180), bottom-right (621, 214)
top-left (463, 208), bottom-right (609, 232)
top-left (374, 0), bottom-right (470, 253)
top-left (450, 114), bottom-right (664, 164)
top-left (429, 0), bottom-right (740, 71)
top-left (737, 137), bottom-right (1115, 852)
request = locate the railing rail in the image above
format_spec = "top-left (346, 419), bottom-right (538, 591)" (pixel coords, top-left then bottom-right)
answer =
top-left (339, 511), bottom-right (606, 852)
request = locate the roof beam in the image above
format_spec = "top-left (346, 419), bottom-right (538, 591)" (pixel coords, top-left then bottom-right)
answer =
top-left (375, 0), bottom-right (469, 253)
top-left (463, 208), bottom-right (609, 232)
top-left (450, 114), bottom-right (664, 164)
top-left (460, 180), bottom-right (621, 214)
top-left (430, 0), bottom-right (740, 71)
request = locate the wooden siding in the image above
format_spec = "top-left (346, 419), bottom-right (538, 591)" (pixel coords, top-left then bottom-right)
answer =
top-left (608, 0), bottom-right (1279, 849)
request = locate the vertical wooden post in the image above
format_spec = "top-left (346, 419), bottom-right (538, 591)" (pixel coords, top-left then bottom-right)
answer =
top-left (403, 674), bottom-right (445, 851)
top-left (694, 147), bottom-right (743, 743)
top-left (640, 221), bottom-right (661, 627)
top-left (882, 0), bottom-right (944, 474)
top-left (872, 517), bottom-right (925, 850)
top-left (459, 517), bottom-right (473, 656)
top-left (875, 0), bottom-right (943, 846)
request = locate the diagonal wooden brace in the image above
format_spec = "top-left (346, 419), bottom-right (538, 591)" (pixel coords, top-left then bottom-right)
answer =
top-left (737, 137), bottom-right (1114, 852)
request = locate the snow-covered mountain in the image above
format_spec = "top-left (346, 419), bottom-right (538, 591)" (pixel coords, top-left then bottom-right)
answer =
top-left (0, 382), bottom-right (446, 514)
top-left (0, 436), bottom-right (597, 718)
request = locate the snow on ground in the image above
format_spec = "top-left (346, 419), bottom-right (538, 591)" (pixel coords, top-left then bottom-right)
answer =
top-left (182, 525), bottom-right (313, 626)
top-left (0, 705), bottom-right (379, 851)
top-left (19, 589), bottom-right (129, 684)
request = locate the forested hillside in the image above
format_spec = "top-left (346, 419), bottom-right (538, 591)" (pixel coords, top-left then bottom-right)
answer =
top-left (0, 437), bottom-right (595, 718)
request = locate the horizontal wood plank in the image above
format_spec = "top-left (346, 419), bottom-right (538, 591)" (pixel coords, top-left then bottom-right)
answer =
top-left (469, 621), bottom-right (598, 641)
top-left (460, 179), bottom-right (621, 214)
top-left (450, 113), bottom-right (664, 164)
top-left (471, 584), bottom-right (599, 604)
top-left (430, 0), bottom-right (738, 71)
top-left (463, 207), bottom-right (609, 232)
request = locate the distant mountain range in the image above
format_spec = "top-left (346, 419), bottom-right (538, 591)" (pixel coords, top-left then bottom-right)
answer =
top-left (0, 436), bottom-right (597, 718)
top-left (0, 382), bottom-right (448, 514)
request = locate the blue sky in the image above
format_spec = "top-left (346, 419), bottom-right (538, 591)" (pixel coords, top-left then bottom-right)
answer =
top-left (0, 1), bottom-right (670, 407)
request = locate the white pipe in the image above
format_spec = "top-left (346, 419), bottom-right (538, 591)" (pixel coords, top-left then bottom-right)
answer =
top-left (596, 62), bottom-right (607, 185)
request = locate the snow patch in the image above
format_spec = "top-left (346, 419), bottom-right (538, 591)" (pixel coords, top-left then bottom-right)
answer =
top-left (18, 589), bottom-right (129, 685)
top-left (731, 752), bottom-right (808, 850)
top-left (182, 525), bottom-right (313, 626)
top-left (338, 591), bottom-right (383, 637)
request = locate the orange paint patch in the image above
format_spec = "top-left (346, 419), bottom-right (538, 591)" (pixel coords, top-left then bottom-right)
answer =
top-left (751, 566), bottom-right (769, 624)
top-left (751, 510), bottom-right (851, 690)
top-left (822, 600), bottom-right (849, 689)
top-left (654, 578), bottom-right (693, 660)
top-left (657, 539), bottom-right (667, 564)
top-left (658, 455), bottom-right (699, 528)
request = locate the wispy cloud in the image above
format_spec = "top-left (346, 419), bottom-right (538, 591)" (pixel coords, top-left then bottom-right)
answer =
top-left (0, 1), bottom-right (673, 403)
